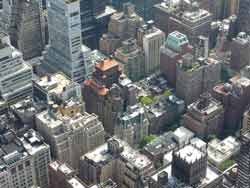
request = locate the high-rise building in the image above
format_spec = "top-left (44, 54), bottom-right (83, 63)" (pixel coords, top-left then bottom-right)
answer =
top-left (0, 129), bottom-right (51, 188)
top-left (115, 104), bottom-right (149, 147)
top-left (236, 129), bottom-right (250, 188)
top-left (44, 0), bottom-right (85, 83)
top-left (109, 0), bottom-right (130, 10)
top-left (131, 0), bottom-right (162, 21)
top-left (138, 21), bottom-right (165, 75)
top-left (80, 138), bottom-right (154, 187)
top-left (2, 0), bottom-right (45, 60)
top-left (176, 54), bottom-right (221, 105)
top-left (115, 38), bottom-right (145, 81)
top-left (243, 109), bottom-right (250, 132)
top-left (33, 73), bottom-right (83, 108)
top-left (230, 32), bottom-right (250, 70)
top-left (49, 161), bottom-right (87, 188)
top-left (153, 1), bottom-right (212, 45)
top-left (80, 0), bottom-right (115, 49)
top-left (160, 31), bottom-right (193, 87)
top-left (100, 3), bottom-right (143, 55)
top-left (21, 129), bottom-right (51, 188)
top-left (83, 58), bottom-right (124, 134)
top-left (0, 32), bottom-right (33, 104)
top-left (183, 93), bottom-right (224, 139)
top-left (36, 102), bottom-right (105, 171)
top-left (213, 77), bottom-right (250, 131)
top-left (238, 0), bottom-right (250, 34)
top-left (172, 143), bottom-right (207, 186)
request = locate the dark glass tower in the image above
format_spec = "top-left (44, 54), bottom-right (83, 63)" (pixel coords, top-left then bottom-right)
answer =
top-left (238, 0), bottom-right (250, 34)
top-left (237, 130), bottom-right (250, 188)
top-left (80, 0), bottom-right (113, 49)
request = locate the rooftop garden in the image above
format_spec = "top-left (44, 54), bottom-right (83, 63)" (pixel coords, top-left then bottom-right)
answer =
top-left (139, 96), bottom-right (157, 106)
top-left (139, 135), bottom-right (157, 149)
top-left (218, 159), bottom-right (236, 172)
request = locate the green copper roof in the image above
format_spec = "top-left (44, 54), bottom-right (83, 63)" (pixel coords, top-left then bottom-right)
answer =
top-left (166, 31), bottom-right (189, 52)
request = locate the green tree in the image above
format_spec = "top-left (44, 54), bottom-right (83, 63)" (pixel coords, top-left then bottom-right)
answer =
top-left (139, 135), bottom-right (156, 148)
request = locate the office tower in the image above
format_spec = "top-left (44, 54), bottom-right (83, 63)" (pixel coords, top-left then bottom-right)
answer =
top-left (153, 1), bottom-right (212, 45)
top-left (172, 143), bottom-right (207, 186)
top-left (44, 0), bottom-right (85, 83)
top-left (236, 129), bottom-right (250, 188)
top-left (238, 0), bottom-right (250, 34)
top-left (83, 59), bottom-right (124, 134)
top-left (138, 21), bottom-right (165, 75)
top-left (33, 73), bottom-right (83, 109)
top-left (100, 3), bottom-right (143, 55)
top-left (2, 0), bottom-right (45, 60)
top-left (80, 138), bottom-right (154, 186)
top-left (168, 7), bottom-right (212, 45)
top-left (131, 0), bottom-right (162, 21)
top-left (200, 0), bottom-right (239, 19)
top-left (160, 31), bottom-right (193, 87)
top-left (115, 38), bottom-right (145, 81)
top-left (243, 110), bottom-right (250, 132)
top-left (213, 77), bottom-right (250, 131)
top-left (176, 54), bottom-right (221, 105)
top-left (0, 32), bottom-right (33, 104)
top-left (36, 101), bottom-right (105, 170)
top-left (49, 161), bottom-right (86, 188)
top-left (110, 0), bottom-right (130, 10)
top-left (0, 129), bottom-right (50, 188)
top-left (115, 104), bottom-right (149, 147)
top-left (80, 0), bottom-right (115, 49)
top-left (230, 32), bottom-right (250, 70)
top-left (183, 93), bottom-right (224, 139)
top-left (21, 129), bottom-right (51, 188)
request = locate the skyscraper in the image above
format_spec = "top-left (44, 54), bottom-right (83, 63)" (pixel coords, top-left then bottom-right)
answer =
top-left (2, 0), bottom-right (45, 60)
top-left (36, 102), bottom-right (105, 171)
top-left (237, 129), bottom-right (250, 188)
top-left (0, 129), bottom-right (51, 188)
top-left (238, 0), bottom-right (250, 33)
top-left (44, 0), bottom-right (85, 83)
top-left (0, 32), bottom-right (33, 104)
top-left (80, 0), bottom-right (115, 49)
top-left (138, 21), bottom-right (165, 75)
top-left (115, 38), bottom-right (145, 81)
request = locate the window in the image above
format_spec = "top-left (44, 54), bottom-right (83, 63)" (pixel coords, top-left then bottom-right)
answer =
top-left (70, 12), bottom-right (79, 17)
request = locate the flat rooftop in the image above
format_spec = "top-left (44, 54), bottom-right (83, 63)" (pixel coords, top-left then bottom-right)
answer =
top-left (36, 73), bottom-right (72, 95)
top-left (151, 163), bottom-right (221, 187)
top-left (95, 59), bottom-right (119, 72)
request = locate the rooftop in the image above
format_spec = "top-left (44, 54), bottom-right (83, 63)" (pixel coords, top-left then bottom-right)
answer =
top-left (166, 31), bottom-right (189, 52)
top-left (144, 131), bottom-right (177, 156)
top-left (95, 59), bottom-right (119, 72)
top-left (175, 144), bottom-right (205, 163)
top-left (150, 162), bottom-right (221, 188)
top-left (35, 73), bottom-right (72, 95)
top-left (83, 138), bottom-right (152, 170)
top-left (208, 136), bottom-right (240, 165)
top-left (0, 129), bottom-right (48, 172)
top-left (67, 177), bottom-right (87, 188)
top-left (84, 80), bottom-right (109, 96)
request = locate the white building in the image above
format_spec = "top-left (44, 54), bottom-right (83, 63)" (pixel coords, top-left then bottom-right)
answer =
top-left (140, 22), bottom-right (165, 74)
top-left (208, 136), bottom-right (241, 167)
top-left (173, 126), bottom-right (194, 147)
top-left (0, 129), bottom-right (50, 188)
top-left (36, 103), bottom-right (105, 171)
top-left (80, 138), bottom-right (154, 187)
top-left (0, 32), bottom-right (33, 104)
top-left (44, 0), bottom-right (86, 83)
